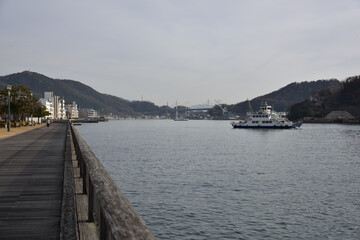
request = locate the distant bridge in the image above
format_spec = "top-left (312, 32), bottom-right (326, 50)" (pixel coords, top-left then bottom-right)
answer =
top-left (188, 107), bottom-right (213, 111)
top-left (175, 107), bottom-right (213, 112)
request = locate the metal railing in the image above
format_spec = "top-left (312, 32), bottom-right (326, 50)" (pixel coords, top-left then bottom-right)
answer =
top-left (70, 124), bottom-right (156, 240)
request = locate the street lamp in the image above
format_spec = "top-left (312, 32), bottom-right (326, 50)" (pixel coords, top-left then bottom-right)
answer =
top-left (6, 85), bottom-right (12, 132)
top-left (30, 93), bottom-right (33, 126)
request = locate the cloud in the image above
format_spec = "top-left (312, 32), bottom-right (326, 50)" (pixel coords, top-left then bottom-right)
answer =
top-left (1, 0), bottom-right (360, 105)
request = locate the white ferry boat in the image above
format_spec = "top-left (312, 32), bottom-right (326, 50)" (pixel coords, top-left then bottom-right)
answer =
top-left (231, 101), bottom-right (302, 129)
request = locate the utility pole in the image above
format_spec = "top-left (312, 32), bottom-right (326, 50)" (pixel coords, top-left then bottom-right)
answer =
top-left (7, 85), bottom-right (12, 132)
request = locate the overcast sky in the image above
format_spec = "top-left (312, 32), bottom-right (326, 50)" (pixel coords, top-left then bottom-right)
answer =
top-left (1, 0), bottom-right (359, 106)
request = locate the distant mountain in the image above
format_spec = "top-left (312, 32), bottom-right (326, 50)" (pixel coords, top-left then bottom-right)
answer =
top-left (223, 79), bottom-right (342, 117)
top-left (0, 71), bottom-right (349, 118)
top-left (0, 71), bottom-right (167, 116)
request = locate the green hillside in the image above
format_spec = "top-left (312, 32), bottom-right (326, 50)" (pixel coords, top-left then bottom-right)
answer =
top-left (0, 71), bottom-right (167, 116)
top-left (288, 76), bottom-right (360, 120)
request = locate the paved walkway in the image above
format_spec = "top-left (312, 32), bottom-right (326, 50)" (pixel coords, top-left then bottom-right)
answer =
top-left (0, 124), bottom-right (46, 140)
top-left (0, 123), bottom-right (67, 239)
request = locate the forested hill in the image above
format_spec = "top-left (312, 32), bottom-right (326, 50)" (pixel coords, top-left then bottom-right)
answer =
top-left (288, 75), bottom-right (360, 120)
top-left (0, 71), bottom-right (166, 116)
top-left (224, 79), bottom-right (342, 116)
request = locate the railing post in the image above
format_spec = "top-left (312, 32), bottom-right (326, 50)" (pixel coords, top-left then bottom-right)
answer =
top-left (78, 151), bottom-right (84, 178)
top-left (99, 210), bottom-right (107, 240)
top-left (73, 133), bottom-right (87, 194)
top-left (82, 162), bottom-right (87, 194)
top-left (88, 179), bottom-right (94, 222)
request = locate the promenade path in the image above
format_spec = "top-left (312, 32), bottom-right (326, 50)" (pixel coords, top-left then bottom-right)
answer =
top-left (0, 123), bottom-right (67, 239)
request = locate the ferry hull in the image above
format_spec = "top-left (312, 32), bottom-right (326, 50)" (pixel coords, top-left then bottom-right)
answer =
top-left (232, 124), bottom-right (293, 129)
top-left (231, 121), bottom-right (302, 129)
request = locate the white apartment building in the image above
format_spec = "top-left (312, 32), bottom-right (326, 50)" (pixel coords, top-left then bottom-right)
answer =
top-left (39, 98), bottom-right (54, 119)
top-left (72, 101), bottom-right (79, 118)
top-left (87, 108), bottom-right (97, 118)
top-left (39, 92), bottom-right (63, 119)
top-left (65, 101), bottom-right (79, 119)
top-left (39, 92), bottom-right (69, 120)
top-left (60, 99), bottom-right (66, 119)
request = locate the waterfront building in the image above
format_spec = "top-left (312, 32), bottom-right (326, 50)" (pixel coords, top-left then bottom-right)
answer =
top-left (39, 92), bottom-right (78, 120)
top-left (39, 98), bottom-right (54, 119)
top-left (78, 109), bottom-right (89, 118)
top-left (65, 101), bottom-right (79, 119)
top-left (39, 92), bottom-right (63, 119)
top-left (87, 108), bottom-right (97, 118)
top-left (60, 98), bottom-right (66, 119)
top-left (326, 111), bottom-right (355, 119)
top-left (78, 108), bottom-right (97, 118)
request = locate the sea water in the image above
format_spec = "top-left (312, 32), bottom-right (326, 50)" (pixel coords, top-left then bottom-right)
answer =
top-left (76, 121), bottom-right (360, 239)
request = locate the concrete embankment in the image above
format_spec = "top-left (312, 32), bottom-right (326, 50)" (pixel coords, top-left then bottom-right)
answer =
top-left (303, 118), bottom-right (360, 124)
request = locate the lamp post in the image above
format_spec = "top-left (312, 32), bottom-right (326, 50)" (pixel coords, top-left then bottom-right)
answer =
top-left (30, 93), bottom-right (33, 126)
top-left (6, 85), bottom-right (12, 132)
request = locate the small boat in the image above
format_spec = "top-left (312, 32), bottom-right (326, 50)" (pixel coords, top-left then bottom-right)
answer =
top-left (231, 101), bottom-right (302, 129)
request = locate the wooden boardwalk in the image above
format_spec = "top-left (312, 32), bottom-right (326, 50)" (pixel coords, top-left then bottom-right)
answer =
top-left (0, 123), bottom-right (67, 239)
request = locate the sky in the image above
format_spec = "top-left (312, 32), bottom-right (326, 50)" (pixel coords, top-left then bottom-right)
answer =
top-left (1, 0), bottom-right (360, 107)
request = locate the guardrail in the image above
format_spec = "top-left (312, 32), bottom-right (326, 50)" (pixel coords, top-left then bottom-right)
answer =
top-left (70, 124), bottom-right (156, 240)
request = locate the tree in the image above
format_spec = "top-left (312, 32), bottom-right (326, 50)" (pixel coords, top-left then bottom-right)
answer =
top-left (0, 88), bottom-right (9, 122)
top-left (33, 102), bottom-right (50, 123)
top-left (0, 88), bottom-right (7, 115)
top-left (287, 100), bottom-right (317, 121)
top-left (0, 85), bottom-right (40, 125)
